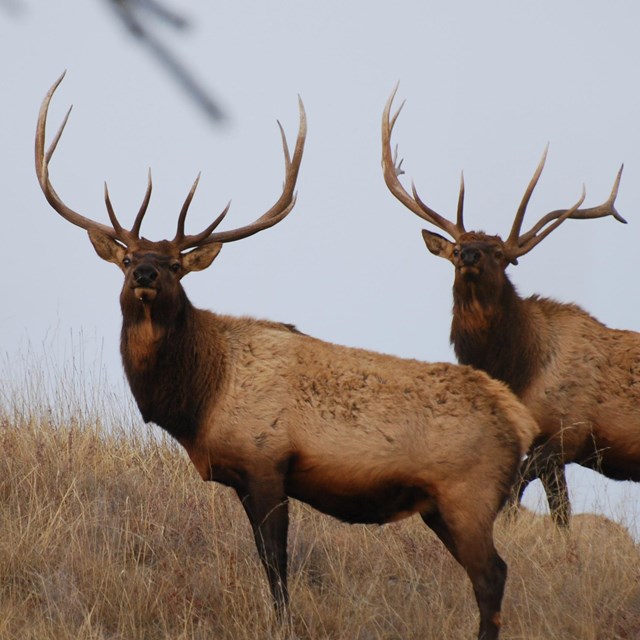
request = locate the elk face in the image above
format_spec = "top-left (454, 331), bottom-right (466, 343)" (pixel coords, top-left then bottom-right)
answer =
top-left (423, 230), bottom-right (510, 283)
top-left (88, 231), bottom-right (222, 307)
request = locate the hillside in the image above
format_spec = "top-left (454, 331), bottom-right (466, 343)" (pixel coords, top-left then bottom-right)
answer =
top-left (0, 389), bottom-right (638, 639)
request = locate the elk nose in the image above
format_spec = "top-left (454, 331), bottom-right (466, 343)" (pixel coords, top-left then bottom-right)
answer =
top-left (133, 264), bottom-right (158, 287)
top-left (460, 247), bottom-right (480, 266)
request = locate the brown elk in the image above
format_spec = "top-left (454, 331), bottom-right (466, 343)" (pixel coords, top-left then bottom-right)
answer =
top-left (36, 74), bottom-right (540, 640)
top-left (382, 87), bottom-right (638, 528)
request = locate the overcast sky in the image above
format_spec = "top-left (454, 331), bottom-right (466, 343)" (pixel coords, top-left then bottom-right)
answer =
top-left (2, 1), bottom-right (639, 534)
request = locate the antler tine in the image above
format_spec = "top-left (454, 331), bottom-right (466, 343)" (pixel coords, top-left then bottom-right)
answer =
top-left (103, 182), bottom-right (126, 237)
top-left (35, 72), bottom-right (122, 241)
top-left (505, 145), bottom-right (549, 247)
top-left (563, 164), bottom-right (626, 223)
top-left (207, 194), bottom-right (298, 244)
top-left (456, 172), bottom-right (466, 232)
top-left (174, 174), bottom-right (232, 248)
top-left (507, 185), bottom-right (587, 261)
top-left (103, 171), bottom-right (152, 241)
top-left (507, 164), bottom-right (626, 262)
top-left (44, 104), bottom-right (72, 166)
top-left (277, 119), bottom-right (292, 174)
top-left (177, 97), bottom-right (307, 250)
top-left (183, 201), bottom-right (232, 245)
top-left (381, 85), bottom-right (464, 240)
top-left (130, 169), bottom-right (154, 238)
top-left (173, 173), bottom-right (201, 243)
top-left (519, 165), bottom-right (626, 246)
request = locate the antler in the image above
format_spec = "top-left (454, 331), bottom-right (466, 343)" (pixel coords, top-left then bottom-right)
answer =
top-left (504, 149), bottom-right (626, 262)
top-left (37, 73), bottom-right (158, 246)
top-left (172, 97), bottom-right (307, 250)
top-left (36, 73), bottom-right (307, 250)
top-left (36, 72), bottom-right (128, 242)
top-left (381, 87), bottom-right (626, 261)
top-left (382, 85), bottom-right (466, 241)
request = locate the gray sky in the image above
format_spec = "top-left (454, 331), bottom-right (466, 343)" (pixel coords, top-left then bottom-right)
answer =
top-left (2, 1), bottom-right (639, 534)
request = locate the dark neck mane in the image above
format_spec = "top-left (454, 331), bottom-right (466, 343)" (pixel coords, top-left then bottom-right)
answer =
top-left (450, 274), bottom-right (541, 396)
top-left (120, 292), bottom-right (225, 444)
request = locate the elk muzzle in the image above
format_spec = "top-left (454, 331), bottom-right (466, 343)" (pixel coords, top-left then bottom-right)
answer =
top-left (133, 263), bottom-right (158, 287)
top-left (132, 263), bottom-right (159, 301)
top-left (460, 246), bottom-right (481, 266)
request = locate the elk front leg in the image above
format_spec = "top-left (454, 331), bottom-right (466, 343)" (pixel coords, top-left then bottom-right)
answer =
top-left (236, 478), bottom-right (290, 618)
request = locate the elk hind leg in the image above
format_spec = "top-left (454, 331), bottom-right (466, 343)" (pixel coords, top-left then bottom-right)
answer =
top-left (512, 445), bottom-right (570, 527)
top-left (539, 460), bottom-right (570, 528)
top-left (422, 496), bottom-right (506, 640)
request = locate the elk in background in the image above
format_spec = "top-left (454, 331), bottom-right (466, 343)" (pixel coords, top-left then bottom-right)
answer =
top-left (36, 74), bottom-right (540, 640)
top-left (381, 87), bottom-right (637, 528)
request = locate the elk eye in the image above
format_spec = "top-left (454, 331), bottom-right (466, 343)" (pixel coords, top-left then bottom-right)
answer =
top-left (453, 248), bottom-right (460, 258)
top-left (170, 263), bottom-right (180, 273)
top-left (494, 250), bottom-right (503, 260)
top-left (123, 257), bottom-right (131, 267)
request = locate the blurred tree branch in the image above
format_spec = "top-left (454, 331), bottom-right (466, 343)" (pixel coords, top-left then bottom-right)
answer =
top-left (1, 0), bottom-right (227, 124)
top-left (0, 0), bottom-right (25, 16)
top-left (105, 0), bottom-right (226, 123)
top-left (108, 0), bottom-right (188, 34)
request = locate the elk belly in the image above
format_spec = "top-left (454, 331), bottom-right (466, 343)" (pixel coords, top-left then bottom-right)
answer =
top-left (286, 460), bottom-right (435, 525)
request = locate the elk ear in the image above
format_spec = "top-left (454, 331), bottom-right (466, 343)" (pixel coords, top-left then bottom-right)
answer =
top-left (88, 229), bottom-right (127, 268)
top-left (422, 229), bottom-right (455, 261)
top-left (182, 243), bottom-right (223, 273)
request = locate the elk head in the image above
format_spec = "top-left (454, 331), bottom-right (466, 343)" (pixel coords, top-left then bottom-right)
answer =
top-left (381, 86), bottom-right (625, 299)
top-left (35, 73), bottom-right (307, 325)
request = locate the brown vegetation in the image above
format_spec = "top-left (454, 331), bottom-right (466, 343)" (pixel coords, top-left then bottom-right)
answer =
top-left (0, 390), bottom-right (638, 640)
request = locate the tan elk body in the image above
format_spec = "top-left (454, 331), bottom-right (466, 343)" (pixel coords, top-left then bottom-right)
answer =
top-left (36, 75), bottom-right (539, 640)
top-left (382, 87), bottom-right (640, 526)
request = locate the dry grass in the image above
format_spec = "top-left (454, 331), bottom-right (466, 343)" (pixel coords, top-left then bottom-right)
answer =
top-left (0, 362), bottom-right (638, 639)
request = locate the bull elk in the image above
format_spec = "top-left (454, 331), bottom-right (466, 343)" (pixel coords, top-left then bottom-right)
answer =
top-left (36, 74), bottom-right (539, 640)
top-left (382, 86), bottom-right (638, 528)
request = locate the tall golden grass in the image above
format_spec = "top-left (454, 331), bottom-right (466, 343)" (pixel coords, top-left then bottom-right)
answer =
top-left (0, 354), bottom-right (638, 639)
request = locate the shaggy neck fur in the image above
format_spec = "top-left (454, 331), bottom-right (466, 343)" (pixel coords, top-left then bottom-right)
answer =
top-left (451, 272), bottom-right (542, 396)
top-left (120, 288), bottom-right (225, 444)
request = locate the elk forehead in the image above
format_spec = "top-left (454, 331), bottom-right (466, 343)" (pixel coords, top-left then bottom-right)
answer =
top-left (125, 238), bottom-right (182, 259)
top-left (457, 231), bottom-right (504, 249)
top-left (455, 232), bottom-right (508, 261)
